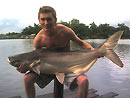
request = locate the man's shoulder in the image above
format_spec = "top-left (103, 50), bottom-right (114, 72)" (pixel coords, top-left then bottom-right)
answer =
top-left (57, 24), bottom-right (70, 29)
top-left (34, 30), bottom-right (44, 41)
top-left (35, 29), bottom-right (46, 38)
top-left (37, 29), bottom-right (45, 35)
top-left (57, 24), bottom-right (73, 34)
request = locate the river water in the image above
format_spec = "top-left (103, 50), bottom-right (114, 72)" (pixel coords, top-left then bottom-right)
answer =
top-left (0, 39), bottom-right (130, 98)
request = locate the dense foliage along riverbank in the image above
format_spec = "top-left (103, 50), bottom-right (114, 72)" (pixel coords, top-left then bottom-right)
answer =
top-left (0, 19), bottom-right (130, 39)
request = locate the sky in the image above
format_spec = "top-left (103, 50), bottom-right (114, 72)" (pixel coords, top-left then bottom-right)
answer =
top-left (0, 0), bottom-right (130, 34)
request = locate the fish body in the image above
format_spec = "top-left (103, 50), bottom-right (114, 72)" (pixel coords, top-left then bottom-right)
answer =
top-left (8, 31), bottom-right (124, 84)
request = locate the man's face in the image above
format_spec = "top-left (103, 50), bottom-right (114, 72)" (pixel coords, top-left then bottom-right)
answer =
top-left (39, 13), bottom-right (56, 32)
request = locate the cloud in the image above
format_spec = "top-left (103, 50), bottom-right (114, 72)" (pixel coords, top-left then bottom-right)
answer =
top-left (0, 19), bottom-right (24, 34)
top-left (123, 21), bottom-right (130, 27)
top-left (111, 20), bottom-right (130, 28)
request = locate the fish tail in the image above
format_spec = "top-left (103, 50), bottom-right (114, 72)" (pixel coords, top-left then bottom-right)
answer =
top-left (97, 31), bottom-right (124, 67)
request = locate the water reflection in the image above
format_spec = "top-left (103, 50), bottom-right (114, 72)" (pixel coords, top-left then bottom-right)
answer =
top-left (115, 44), bottom-right (130, 59)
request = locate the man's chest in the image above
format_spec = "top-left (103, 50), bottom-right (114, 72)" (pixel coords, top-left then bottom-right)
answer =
top-left (40, 35), bottom-right (70, 48)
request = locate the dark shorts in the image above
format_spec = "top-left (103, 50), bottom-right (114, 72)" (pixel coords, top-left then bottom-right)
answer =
top-left (36, 73), bottom-right (56, 89)
top-left (35, 73), bottom-right (84, 90)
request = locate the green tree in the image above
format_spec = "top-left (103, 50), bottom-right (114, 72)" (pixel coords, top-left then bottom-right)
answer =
top-left (21, 23), bottom-right (41, 35)
top-left (70, 18), bottom-right (80, 25)
top-left (58, 21), bottom-right (71, 27)
top-left (98, 23), bottom-right (116, 38)
top-left (116, 23), bottom-right (130, 38)
top-left (69, 19), bottom-right (90, 39)
top-left (20, 19), bottom-right (130, 39)
top-left (89, 22), bottom-right (98, 38)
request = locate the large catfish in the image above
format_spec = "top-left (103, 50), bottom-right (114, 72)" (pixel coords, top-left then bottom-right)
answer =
top-left (8, 31), bottom-right (124, 84)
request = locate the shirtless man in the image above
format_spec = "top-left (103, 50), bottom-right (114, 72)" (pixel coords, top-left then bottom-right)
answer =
top-left (17, 6), bottom-right (95, 98)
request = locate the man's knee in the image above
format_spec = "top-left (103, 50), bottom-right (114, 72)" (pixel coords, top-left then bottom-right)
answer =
top-left (24, 72), bottom-right (38, 84)
top-left (77, 75), bottom-right (89, 86)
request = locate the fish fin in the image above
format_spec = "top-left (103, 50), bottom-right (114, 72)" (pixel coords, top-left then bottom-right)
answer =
top-left (97, 31), bottom-right (124, 67)
top-left (98, 31), bottom-right (123, 53)
top-left (29, 59), bottom-right (41, 75)
top-left (105, 49), bottom-right (123, 67)
top-left (104, 31), bottom-right (123, 49)
top-left (32, 67), bottom-right (40, 75)
top-left (56, 73), bottom-right (65, 84)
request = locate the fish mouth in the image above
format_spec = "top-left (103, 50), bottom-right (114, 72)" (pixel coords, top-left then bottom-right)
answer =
top-left (8, 58), bottom-right (20, 67)
top-left (8, 58), bottom-right (12, 64)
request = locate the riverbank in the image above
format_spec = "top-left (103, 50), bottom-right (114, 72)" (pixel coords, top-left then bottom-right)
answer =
top-left (0, 33), bottom-right (35, 39)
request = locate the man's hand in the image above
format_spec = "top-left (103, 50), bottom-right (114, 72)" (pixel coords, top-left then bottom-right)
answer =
top-left (16, 61), bottom-right (31, 73)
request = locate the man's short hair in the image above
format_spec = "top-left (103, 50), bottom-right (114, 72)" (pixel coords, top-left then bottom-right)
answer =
top-left (38, 6), bottom-right (57, 20)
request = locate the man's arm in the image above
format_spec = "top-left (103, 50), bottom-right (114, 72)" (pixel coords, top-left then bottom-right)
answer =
top-left (69, 29), bottom-right (94, 50)
top-left (68, 29), bottom-right (105, 59)
top-left (69, 30), bottom-right (104, 58)
top-left (33, 33), bottom-right (42, 50)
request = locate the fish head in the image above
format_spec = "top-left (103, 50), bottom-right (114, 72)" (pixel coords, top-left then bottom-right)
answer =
top-left (8, 50), bottom-right (40, 67)
top-left (8, 56), bottom-right (22, 67)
